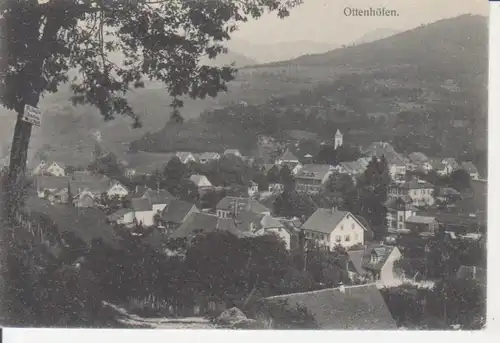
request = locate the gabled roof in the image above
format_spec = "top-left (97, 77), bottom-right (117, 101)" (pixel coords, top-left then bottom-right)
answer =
top-left (131, 198), bottom-right (152, 212)
top-left (189, 174), bottom-right (212, 186)
top-left (36, 176), bottom-right (71, 190)
top-left (385, 196), bottom-right (413, 210)
top-left (406, 215), bottom-right (436, 224)
top-left (47, 161), bottom-right (66, 169)
top-left (348, 245), bottom-right (400, 273)
top-left (107, 208), bottom-right (134, 221)
top-left (295, 164), bottom-right (331, 181)
top-left (258, 284), bottom-right (397, 329)
top-left (339, 161), bottom-right (365, 174)
top-left (279, 150), bottom-right (299, 162)
top-left (301, 209), bottom-right (366, 234)
top-left (172, 212), bottom-right (241, 238)
top-left (141, 189), bottom-right (174, 205)
top-left (335, 129), bottom-right (342, 137)
top-left (161, 199), bottom-right (197, 224)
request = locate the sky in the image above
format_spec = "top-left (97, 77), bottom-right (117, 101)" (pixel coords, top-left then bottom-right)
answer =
top-left (232, 0), bottom-right (489, 44)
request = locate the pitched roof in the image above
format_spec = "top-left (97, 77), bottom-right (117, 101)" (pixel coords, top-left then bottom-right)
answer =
top-left (171, 212), bottom-right (241, 238)
top-left (141, 189), bottom-right (174, 205)
top-left (335, 129), bottom-right (342, 136)
top-left (385, 196), bottom-right (413, 210)
top-left (161, 199), bottom-right (197, 224)
top-left (48, 161), bottom-right (66, 169)
top-left (131, 198), bottom-right (152, 212)
top-left (36, 176), bottom-right (71, 190)
top-left (461, 161), bottom-right (478, 174)
top-left (107, 208), bottom-right (134, 221)
top-left (339, 161), bottom-right (365, 174)
top-left (295, 164), bottom-right (331, 181)
top-left (348, 245), bottom-right (400, 273)
top-left (259, 284), bottom-right (397, 329)
top-left (302, 209), bottom-right (366, 234)
top-left (406, 215), bottom-right (436, 224)
top-left (216, 196), bottom-right (269, 213)
top-left (189, 174), bottom-right (212, 186)
top-left (279, 150), bottom-right (299, 162)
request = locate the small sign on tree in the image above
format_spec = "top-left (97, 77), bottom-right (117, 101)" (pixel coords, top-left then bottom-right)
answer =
top-left (22, 104), bottom-right (42, 127)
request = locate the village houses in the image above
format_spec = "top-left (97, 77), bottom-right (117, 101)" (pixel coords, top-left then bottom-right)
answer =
top-left (33, 161), bottom-right (67, 177)
top-left (385, 197), bottom-right (416, 232)
top-left (388, 177), bottom-right (435, 207)
top-left (405, 215), bottom-right (439, 236)
top-left (216, 196), bottom-right (270, 219)
top-left (301, 208), bottom-right (367, 250)
top-left (294, 164), bottom-right (333, 194)
top-left (347, 245), bottom-right (403, 286)
top-left (176, 152), bottom-right (197, 164)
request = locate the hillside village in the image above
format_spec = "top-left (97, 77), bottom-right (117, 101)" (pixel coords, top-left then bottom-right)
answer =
top-left (1, 124), bottom-right (486, 328)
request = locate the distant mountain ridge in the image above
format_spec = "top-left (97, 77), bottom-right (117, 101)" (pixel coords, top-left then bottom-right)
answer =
top-left (0, 14), bottom-right (487, 167)
top-left (351, 28), bottom-right (400, 45)
top-left (227, 39), bottom-right (338, 63)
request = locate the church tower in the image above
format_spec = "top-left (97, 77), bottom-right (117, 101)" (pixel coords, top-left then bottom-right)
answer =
top-left (335, 129), bottom-right (343, 149)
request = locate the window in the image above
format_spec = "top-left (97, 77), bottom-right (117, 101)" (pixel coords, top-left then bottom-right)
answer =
top-left (399, 215), bottom-right (403, 221)
top-left (345, 235), bottom-right (350, 242)
top-left (351, 223), bottom-right (355, 230)
top-left (335, 235), bottom-right (341, 242)
top-left (340, 225), bottom-right (344, 230)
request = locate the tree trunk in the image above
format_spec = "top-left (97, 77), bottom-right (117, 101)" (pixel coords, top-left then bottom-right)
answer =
top-left (4, 109), bottom-right (34, 219)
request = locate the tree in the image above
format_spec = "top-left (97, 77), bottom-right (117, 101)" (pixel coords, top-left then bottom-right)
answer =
top-left (279, 165), bottom-right (294, 191)
top-left (0, 0), bottom-right (302, 215)
top-left (357, 156), bottom-right (391, 240)
top-left (266, 165), bottom-right (281, 184)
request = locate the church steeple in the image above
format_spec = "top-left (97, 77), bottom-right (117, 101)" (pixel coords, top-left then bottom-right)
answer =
top-left (335, 129), bottom-right (343, 149)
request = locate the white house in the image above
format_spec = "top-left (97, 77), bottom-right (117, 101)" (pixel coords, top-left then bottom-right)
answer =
top-left (295, 164), bottom-right (332, 194)
top-left (385, 197), bottom-right (415, 232)
top-left (32, 160), bottom-right (48, 175)
top-left (347, 245), bottom-right (403, 286)
top-left (107, 208), bottom-right (135, 227)
top-left (176, 152), bottom-right (197, 164)
top-left (253, 215), bottom-right (293, 250)
top-left (189, 174), bottom-right (213, 189)
top-left (107, 181), bottom-right (130, 198)
top-left (248, 180), bottom-right (259, 197)
top-left (388, 177), bottom-right (435, 207)
top-left (132, 198), bottom-right (155, 227)
top-left (45, 161), bottom-right (66, 177)
top-left (141, 189), bottom-right (174, 213)
top-left (301, 209), bottom-right (367, 249)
